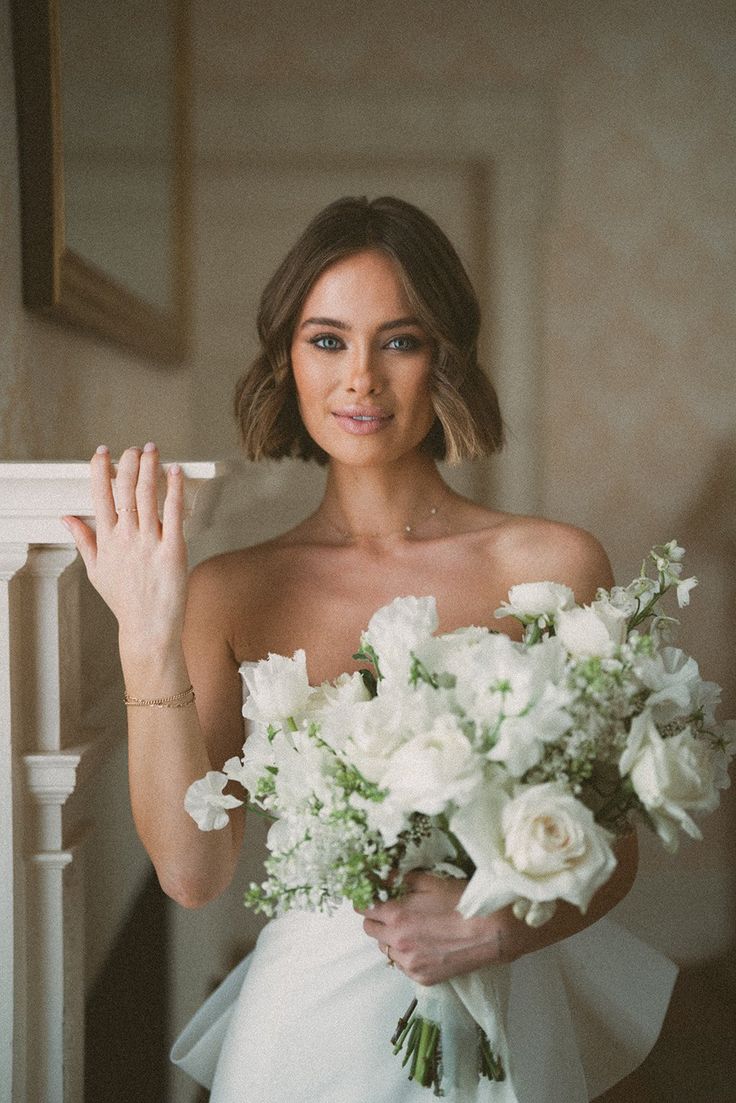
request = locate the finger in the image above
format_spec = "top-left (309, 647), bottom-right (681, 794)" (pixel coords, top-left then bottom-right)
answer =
top-left (113, 447), bottom-right (142, 523)
top-left (136, 442), bottom-right (162, 534)
top-left (362, 916), bottom-right (385, 941)
top-left (89, 446), bottom-right (117, 534)
top-left (161, 462), bottom-right (185, 545)
top-left (61, 515), bottom-right (97, 574)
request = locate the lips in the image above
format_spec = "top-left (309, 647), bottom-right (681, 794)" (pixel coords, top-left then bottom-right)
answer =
top-left (332, 406), bottom-right (394, 435)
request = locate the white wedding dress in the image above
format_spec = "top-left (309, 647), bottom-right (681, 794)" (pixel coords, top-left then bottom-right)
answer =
top-left (171, 674), bottom-right (678, 1103)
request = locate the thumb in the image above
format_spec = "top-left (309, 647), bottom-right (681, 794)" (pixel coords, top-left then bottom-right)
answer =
top-left (61, 516), bottom-right (97, 572)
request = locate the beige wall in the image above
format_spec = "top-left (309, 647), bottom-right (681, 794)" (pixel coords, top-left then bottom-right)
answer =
top-left (0, 5), bottom-right (193, 461)
top-left (3, 0), bottom-right (734, 1099)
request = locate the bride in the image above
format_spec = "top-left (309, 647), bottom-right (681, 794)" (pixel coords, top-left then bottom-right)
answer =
top-left (62, 196), bottom-right (676, 1101)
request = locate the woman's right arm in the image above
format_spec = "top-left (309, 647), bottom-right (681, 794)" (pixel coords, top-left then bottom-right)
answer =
top-left (63, 444), bottom-right (246, 909)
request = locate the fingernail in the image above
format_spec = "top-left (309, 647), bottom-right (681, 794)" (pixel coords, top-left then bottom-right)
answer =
top-left (169, 463), bottom-right (181, 475)
top-left (96, 444), bottom-right (109, 454)
top-left (61, 517), bottom-right (71, 529)
top-left (143, 441), bottom-right (157, 453)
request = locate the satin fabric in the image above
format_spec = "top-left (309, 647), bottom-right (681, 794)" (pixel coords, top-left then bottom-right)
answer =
top-left (171, 900), bottom-right (677, 1102)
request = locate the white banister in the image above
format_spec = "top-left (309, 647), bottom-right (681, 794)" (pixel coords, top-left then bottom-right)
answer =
top-left (0, 461), bottom-right (225, 1103)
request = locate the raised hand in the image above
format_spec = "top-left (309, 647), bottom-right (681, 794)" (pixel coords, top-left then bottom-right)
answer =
top-left (62, 443), bottom-right (189, 656)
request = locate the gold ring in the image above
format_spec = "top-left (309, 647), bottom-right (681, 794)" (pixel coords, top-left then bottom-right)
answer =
top-left (386, 946), bottom-right (395, 968)
top-left (117, 507), bottom-right (138, 513)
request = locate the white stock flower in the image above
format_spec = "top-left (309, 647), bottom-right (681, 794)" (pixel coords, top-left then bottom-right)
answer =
top-left (378, 713), bottom-right (481, 816)
top-left (241, 650), bottom-right (312, 726)
top-left (494, 581), bottom-right (575, 622)
top-left (361, 595), bottom-right (438, 684)
top-left (556, 601), bottom-right (627, 659)
top-left (619, 713), bottom-right (720, 851)
top-left (452, 782), bottom-right (617, 918)
top-left (184, 771), bottom-right (244, 831)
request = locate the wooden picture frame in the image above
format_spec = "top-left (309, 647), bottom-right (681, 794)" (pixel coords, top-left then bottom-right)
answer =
top-left (11, 0), bottom-right (190, 364)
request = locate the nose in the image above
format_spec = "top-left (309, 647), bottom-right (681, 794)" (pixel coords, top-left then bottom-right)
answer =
top-left (345, 342), bottom-right (383, 396)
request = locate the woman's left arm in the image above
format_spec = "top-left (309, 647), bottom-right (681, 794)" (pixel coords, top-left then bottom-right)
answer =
top-left (360, 831), bottom-right (638, 986)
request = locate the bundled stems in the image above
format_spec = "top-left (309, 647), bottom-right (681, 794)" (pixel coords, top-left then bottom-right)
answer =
top-left (478, 1027), bottom-right (506, 1081)
top-left (392, 1002), bottom-right (444, 1095)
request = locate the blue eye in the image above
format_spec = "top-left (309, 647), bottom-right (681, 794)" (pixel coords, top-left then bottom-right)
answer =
top-left (386, 335), bottom-right (420, 351)
top-left (310, 334), bottom-right (343, 351)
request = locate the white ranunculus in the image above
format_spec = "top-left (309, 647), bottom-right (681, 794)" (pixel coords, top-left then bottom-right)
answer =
top-left (452, 782), bottom-right (617, 918)
top-left (361, 595), bottom-right (439, 685)
top-left (241, 650), bottom-right (312, 726)
top-left (184, 771), bottom-right (244, 831)
top-left (556, 601), bottom-right (626, 659)
top-left (494, 581), bottom-right (575, 621)
top-left (620, 715), bottom-right (720, 851)
top-left (379, 713), bottom-right (481, 816)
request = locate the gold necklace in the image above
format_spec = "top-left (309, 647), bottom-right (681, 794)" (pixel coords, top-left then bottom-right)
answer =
top-left (323, 504), bottom-right (439, 542)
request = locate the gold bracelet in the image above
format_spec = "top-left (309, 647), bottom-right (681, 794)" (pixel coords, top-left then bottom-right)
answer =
top-left (124, 684), bottom-right (196, 708)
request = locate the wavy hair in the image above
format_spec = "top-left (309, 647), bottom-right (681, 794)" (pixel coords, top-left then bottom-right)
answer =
top-left (234, 196), bottom-right (504, 465)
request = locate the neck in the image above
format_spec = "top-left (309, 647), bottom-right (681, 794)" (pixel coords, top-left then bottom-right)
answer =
top-left (316, 452), bottom-right (453, 546)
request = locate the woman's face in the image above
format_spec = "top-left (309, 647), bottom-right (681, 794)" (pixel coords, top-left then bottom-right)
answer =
top-left (290, 249), bottom-right (436, 466)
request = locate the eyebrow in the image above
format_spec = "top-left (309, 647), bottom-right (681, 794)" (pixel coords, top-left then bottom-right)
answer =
top-left (300, 315), bottom-right (423, 332)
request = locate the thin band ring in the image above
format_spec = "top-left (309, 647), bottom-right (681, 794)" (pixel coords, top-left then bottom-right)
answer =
top-left (385, 946), bottom-right (396, 968)
top-left (117, 507), bottom-right (138, 513)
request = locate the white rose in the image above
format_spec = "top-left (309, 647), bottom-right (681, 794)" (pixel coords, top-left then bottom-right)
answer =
top-left (361, 595), bottom-right (438, 685)
top-left (184, 771), bottom-right (244, 831)
top-left (494, 581), bottom-right (575, 621)
top-left (241, 650), bottom-right (312, 726)
top-left (379, 713), bottom-right (481, 816)
top-left (452, 782), bottom-right (617, 918)
top-left (620, 714), bottom-right (720, 851)
top-left (556, 602), bottom-right (626, 659)
top-left (325, 687), bottom-right (439, 783)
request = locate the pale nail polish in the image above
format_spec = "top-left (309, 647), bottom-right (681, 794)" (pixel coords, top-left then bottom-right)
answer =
top-left (143, 441), bottom-right (157, 452)
top-left (96, 444), bottom-right (109, 454)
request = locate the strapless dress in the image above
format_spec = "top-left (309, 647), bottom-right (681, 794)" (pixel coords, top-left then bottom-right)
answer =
top-left (171, 668), bottom-right (678, 1102)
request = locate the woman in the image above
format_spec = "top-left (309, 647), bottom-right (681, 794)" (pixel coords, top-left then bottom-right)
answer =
top-left (62, 197), bottom-right (676, 1101)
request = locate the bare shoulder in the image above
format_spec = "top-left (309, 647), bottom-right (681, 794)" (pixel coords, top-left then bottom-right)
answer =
top-left (188, 539), bottom-right (283, 606)
top-left (485, 513), bottom-right (614, 604)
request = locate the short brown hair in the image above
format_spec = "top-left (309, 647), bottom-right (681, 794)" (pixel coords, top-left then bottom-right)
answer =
top-left (234, 196), bottom-right (504, 465)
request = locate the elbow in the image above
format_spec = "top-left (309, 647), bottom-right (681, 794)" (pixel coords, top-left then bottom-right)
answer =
top-left (157, 870), bottom-right (226, 910)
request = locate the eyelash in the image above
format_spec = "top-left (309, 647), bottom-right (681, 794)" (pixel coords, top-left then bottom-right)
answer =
top-left (308, 334), bottom-right (421, 352)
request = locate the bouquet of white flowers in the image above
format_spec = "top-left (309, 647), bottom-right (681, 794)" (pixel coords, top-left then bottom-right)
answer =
top-left (186, 541), bottom-right (735, 1097)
